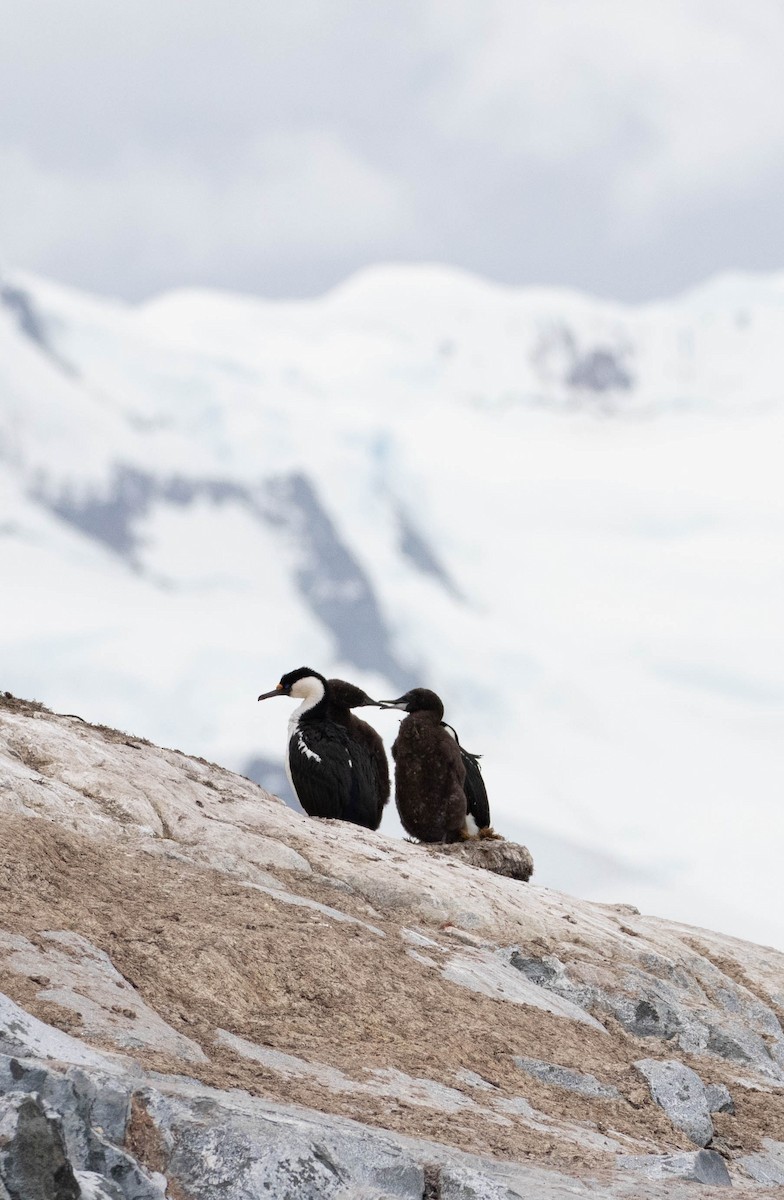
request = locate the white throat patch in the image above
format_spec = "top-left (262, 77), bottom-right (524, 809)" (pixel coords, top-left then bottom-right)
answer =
top-left (287, 676), bottom-right (326, 740)
top-left (289, 675), bottom-right (325, 704)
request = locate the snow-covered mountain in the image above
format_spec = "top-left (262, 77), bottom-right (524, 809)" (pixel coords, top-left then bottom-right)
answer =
top-left (2, 263), bottom-right (783, 950)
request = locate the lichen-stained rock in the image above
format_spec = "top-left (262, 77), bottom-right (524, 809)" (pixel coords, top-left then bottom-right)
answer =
top-left (72, 1173), bottom-right (124, 1200)
top-left (618, 1149), bottom-right (731, 1187)
top-left (0, 1055), bottom-right (166, 1200)
top-left (425, 839), bottom-right (534, 881)
top-left (0, 1091), bottom-right (80, 1200)
top-left (514, 1057), bottom-right (620, 1099)
top-left (0, 1010), bottom-right (770, 1200)
top-left (705, 1083), bottom-right (735, 1115)
top-left (738, 1138), bottom-right (784, 1186)
top-left (0, 1049), bottom-right (165, 1200)
top-left (0, 993), bottom-right (111, 1070)
top-left (141, 1085), bottom-right (428, 1200)
top-left (634, 1059), bottom-right (713, 1148)
top-left (0, 932), bottom-right (207, 1063)
top-left (446, 950), bottom-right (607, 1029)
top-left (508, 947), bottom-right (784, 1082)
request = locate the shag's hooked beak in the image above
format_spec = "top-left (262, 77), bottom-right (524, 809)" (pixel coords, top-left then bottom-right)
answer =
top-left (258, 684), bottom-right (285, 701)
top-left (378, 698), bottom-right (407, 711)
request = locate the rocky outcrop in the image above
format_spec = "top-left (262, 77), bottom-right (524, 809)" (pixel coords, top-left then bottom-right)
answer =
top-left (0, 693), bottom-right (783, 1197)
top-left (0, 1090), bottom-right (80, 1200)
top-left (634, 1060), bottom-right (715, 1148)
top-left (426, 839), bottom-right (534, 880)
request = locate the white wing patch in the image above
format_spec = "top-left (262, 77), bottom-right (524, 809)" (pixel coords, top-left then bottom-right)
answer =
top-left (296, 732), bottom-right (322, 763)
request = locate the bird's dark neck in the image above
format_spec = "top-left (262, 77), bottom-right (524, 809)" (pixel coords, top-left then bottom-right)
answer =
top-left (410, 709), bottom-right (443, 725)
top-left (296, 697), bottom-right (329, 724)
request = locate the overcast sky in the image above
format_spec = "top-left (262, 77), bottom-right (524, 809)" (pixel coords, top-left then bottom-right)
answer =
top-left (3, 0), bottom-right (784, 303)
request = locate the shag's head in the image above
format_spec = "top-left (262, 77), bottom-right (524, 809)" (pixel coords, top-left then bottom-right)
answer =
top-left (258, 667), bottom-right (327, 703)
top-left (328, 678), bottom-right (379, 710)
top-left (379, 687), bottom-right (444, 720)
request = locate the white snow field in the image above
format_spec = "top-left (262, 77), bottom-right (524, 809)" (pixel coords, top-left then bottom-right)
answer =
top-left (1, 263), bottom-right (783, 949)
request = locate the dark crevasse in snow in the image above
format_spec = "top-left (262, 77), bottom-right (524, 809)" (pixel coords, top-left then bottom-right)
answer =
top-left (46, 469), bottom-right (243, 558)
top-left (531, 323), bottom-right (634, 399)
top-left (259, 472), bottom-right (415, 690)
top-left (396, 508), bottom-right (463, 600)
top-left (41, 465), bottom-right (416, 690)
top-left (0, 279), bottom-right (76, 375)
top-left (567, 347), bottom-right (633, 393)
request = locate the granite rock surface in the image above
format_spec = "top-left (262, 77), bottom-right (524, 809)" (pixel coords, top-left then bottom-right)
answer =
top-left (1, 694), bottom-right (783, 1197)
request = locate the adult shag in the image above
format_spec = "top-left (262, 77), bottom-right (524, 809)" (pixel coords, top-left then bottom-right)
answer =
top-left (258, 667), bottom-right (378, 829)
top-left (328, 678), bottom-right (390, 829)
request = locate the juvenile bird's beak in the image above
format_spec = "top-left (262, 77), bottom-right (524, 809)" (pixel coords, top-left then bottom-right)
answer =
top-left (258, 684), bottom-right (285, 701)
top-left (378, 697), bottom-right (407, 711)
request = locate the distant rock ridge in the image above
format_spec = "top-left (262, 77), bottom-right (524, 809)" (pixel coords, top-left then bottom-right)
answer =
top-left (0, 693), bottom-right (783, 1196)
top-left (43, 465), bottom-right (417, 689)
top-left (0, 276), bottom-right (74, 373)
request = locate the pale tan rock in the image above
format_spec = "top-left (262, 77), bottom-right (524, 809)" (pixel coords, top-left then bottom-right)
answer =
top-left (1, 693), bottom-right (783, 1197)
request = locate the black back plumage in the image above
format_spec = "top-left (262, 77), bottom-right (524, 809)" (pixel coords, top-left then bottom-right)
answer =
top-left (328, 679), bottom-right (390, 830)
top-left (287, 720), bottom-right (347, 818)
top-left (442, 722), bottom-right (491, 831)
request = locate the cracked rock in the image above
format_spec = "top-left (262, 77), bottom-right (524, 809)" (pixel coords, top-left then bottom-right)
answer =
top-left (0, 1091), bottom-right (80, 1200)
top-left (738, 1138), bottom-right (784, 1186)
top-left (618, 1149), bottom-right (731, 1186)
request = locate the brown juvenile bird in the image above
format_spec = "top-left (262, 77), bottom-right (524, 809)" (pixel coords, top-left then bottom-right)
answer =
top-left (440, 720), bottom-right (500, 839)
top-left (378, 688), bottom-right (475, 842)
top-left (381, 687), bottom-right (500, 842)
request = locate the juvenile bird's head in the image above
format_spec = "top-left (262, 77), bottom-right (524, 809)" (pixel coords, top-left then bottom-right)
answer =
top-left (378, 687), bottom-right (444, 721)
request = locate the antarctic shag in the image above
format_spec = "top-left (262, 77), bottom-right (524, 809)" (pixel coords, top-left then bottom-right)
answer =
top-left (327, 678), bottom-right (390, 830)
top-left (441, 721), bottom-right (498, 837)
top-left (380, 687), bottom-right (471, 843)
top-left (257, 667), bottom-right (379, 829)
top-left (381, 688), bottom-right (499, 842)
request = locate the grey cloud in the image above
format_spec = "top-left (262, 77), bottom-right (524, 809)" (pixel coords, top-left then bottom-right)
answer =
top-left (2, 0), bottom-right (784, 301)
